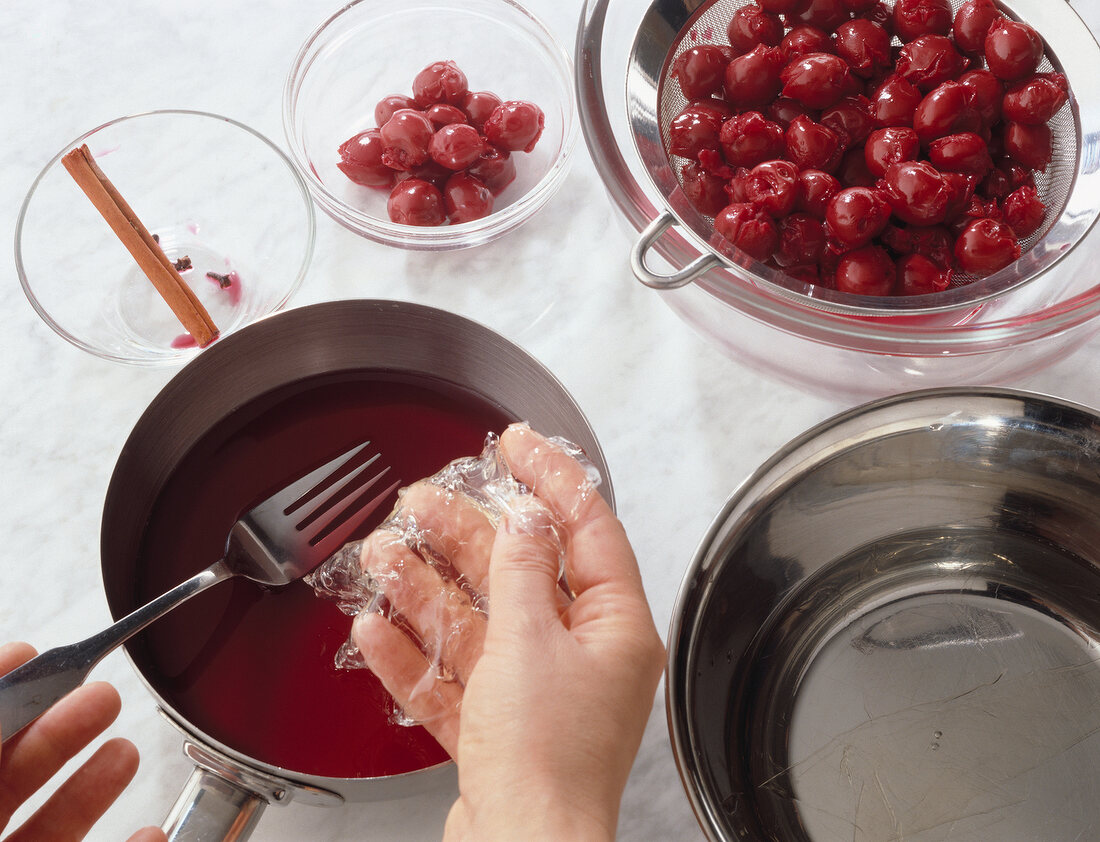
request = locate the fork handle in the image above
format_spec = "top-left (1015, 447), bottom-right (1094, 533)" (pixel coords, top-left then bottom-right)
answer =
top-left (0, 560), bottom-right (232, 744)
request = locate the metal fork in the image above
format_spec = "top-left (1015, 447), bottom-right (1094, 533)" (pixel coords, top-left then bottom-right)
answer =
top-left (0, 442), bottom-right (398, 745)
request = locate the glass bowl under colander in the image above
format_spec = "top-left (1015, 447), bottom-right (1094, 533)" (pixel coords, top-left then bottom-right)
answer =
top-left (577, 0), bottom-right (1100, 398)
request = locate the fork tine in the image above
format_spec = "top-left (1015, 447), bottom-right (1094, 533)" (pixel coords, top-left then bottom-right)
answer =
top-left (308, 478), bottom-right (402, 560)
top-left (279, 442), bottom-right (373, 516)
top-left (295, 457), bottom-right (388, 528)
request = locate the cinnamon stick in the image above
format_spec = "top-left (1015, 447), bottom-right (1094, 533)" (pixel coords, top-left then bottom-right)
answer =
top-left (61, 144), bottom-right (219, 347)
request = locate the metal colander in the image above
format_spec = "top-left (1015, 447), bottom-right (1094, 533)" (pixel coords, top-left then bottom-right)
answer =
top-left (626, 0), bottom-right (1100, 316)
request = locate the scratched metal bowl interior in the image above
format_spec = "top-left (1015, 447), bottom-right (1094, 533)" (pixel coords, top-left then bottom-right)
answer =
top-left (627, 0), bottom-right (1100, 314)
top-left (666, 388), bottom-right (1100, 841)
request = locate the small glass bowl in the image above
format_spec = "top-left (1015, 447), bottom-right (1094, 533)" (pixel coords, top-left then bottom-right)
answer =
top-left (16, 110), bottom-right (316, 366)
top-left (283, 0), bottom-right (577, 251)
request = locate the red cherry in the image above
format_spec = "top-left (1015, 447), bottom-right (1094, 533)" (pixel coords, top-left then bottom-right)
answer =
top-left (852, 1), bottom-right (893, 33)
top-left (428, 123), bottom-right (485, 171)
top-left (672, 45), bottom-right (732, 100)
top-left (955, 217), bottom-right (1020, 275)
top-left (380, 109), bottom-right (435, 171)
top-left (834, 19), bottom-right (891, 78)
top-left (1003, 75), bottom-right (1069, 125)
top-left (375, 94), bottom-right (417, 128)
top-left (820, 95), bottom-right (874, 145)
top-left (864, 127), bottom-right (919, 177)
top-left (1002, 184), bottom-right (1046, 237)
top-left (681, 161), bottom-right (729, 216)
top-left (797, 169), bottom-right (842, 218)
top-left (785, 114), bottom-right (843, 171)
top-left (781, 52), bottom-right (854, 109)
top-left (775, 212), bottom-right (828, 266)
top-left (896, 35), bottom-right (968, 92)
top-left (725, 45), bottom-right (786, 108)
top-left (412, 61), bottom-right (469, 107)
top-left (835, 245), bottom-right (896, 295)
top-left (958, 69), bottom-right (1004, 127)
top-left (425, 104), bottom-right (467, 129)
top-left (784, 0), bottom-right (851, 32)
top-left (942, 171), bottom-right (979, 222)
top-left (443, 172), bottom-right (493, 223)
top-left (1004, 121), bottom-right (1052, 172)
top-left (760, 0), bottom-right (812, 13)
top-left (780, 25), bottom-right (833, 62)
top-left (394, 158), bottom-right (452, 190)
top-left (744, 159), bottom-right (800, 217)
top-left (387, 179), bottom-right (446, 226)
top-left (461, 91), bottom-right (504, 132)
top-left (836, 145), bottom-right (877, 187)
top-left (782, 263), bottom-right (822, 285)
top-left (337, 129), bottom-right (393, 189)
top-left (720, 111), bottom-right (787, 168)
top-left (892, 0), bottom-right (952, 41)
top-left (668, 101), bottom-right (729, 157)
top-left (869, 74), bottom-right (923, 127)
top-left (697, 147), bottom-right (736, 180)
top-left (714, 203), bottom-right (780, 261)
top-left (929, 132), bottom-right (993, 176)
top-left (484, 100), bottom-right (544, 153)
top-left (767, 96), bottom-right (818, 127)
top-left (980, 156), bottom-right (1035, 200)
top-left (727, 5), bottom-right (785, 53)
top-left (950, 193), bottom-right (1004, 236)
top-left (883, 223), bottom-right (956, 267)
top-left (953, 0), bottom-right (1003, 55)
top-left (898, 253), bottom-right (952, 294)
top-left (841, 0), bottom-right (880, 11)
top-left (985, 19), bottom-right (1044, 82)
top-left (467, 146), bottom-right (516, 195)
top-left (825, 186), bottom-right (891, 246)
top-left (913, 81), bottom-right (981, 143)
top-left (882, 160), bottom-right (953, 226)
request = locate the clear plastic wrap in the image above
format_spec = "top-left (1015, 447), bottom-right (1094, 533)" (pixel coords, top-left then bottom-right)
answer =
top-left (307, 423), bottom-right (601, 728)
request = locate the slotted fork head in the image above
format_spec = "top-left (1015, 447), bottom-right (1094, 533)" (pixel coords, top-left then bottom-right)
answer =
top-left (227, 442), bottom-right (400, 587)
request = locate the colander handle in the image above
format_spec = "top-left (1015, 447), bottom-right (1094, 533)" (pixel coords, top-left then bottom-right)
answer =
top-left (631, 212), bottom-right (722, 289)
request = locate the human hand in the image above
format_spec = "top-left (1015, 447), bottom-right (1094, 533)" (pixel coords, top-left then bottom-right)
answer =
top-left (352, 425), bottom-right (666, 841)
top-left (0, 642), bottom-right (165, 842)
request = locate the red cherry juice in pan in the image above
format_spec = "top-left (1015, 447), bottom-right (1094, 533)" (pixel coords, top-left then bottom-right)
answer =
top-left (130, 371), bottom-right (514, 778)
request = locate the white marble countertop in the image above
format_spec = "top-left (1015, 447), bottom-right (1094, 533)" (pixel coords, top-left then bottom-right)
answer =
top-left (3, 1), bottom-right (1100, 840)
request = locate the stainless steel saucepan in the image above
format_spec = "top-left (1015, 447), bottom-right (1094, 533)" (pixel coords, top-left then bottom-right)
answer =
top-left (100, 299), bottom-right (613, 840)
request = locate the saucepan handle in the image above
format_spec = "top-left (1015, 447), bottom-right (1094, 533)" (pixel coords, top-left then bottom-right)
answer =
top-left (630, 211), bottom-right (723, 290)
top-left (158, 738), bottom-right (343, 840)
top-left (163, 767), bottom-right (267, 841)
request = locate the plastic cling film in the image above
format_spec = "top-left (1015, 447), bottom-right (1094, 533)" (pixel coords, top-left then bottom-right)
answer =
top-left (307, 424), bottom-right (602, 729)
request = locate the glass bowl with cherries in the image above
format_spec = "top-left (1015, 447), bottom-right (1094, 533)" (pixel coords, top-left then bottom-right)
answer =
top-left (284, 0), bottom-right (578, 250)
top-left (579, 0), bottom-right (1100, 397)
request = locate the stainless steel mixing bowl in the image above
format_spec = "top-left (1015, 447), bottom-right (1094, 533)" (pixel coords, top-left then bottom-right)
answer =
top-left (667, 388), bottom-right (1100, 841)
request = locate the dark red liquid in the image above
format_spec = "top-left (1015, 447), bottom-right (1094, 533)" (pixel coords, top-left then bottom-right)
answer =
top-left (131, 371), bottom-right (514, 778)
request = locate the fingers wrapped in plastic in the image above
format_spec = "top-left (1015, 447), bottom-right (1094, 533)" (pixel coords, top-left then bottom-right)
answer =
top-left (307, 425), bottom-right (602, 730)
